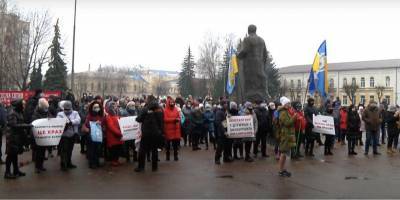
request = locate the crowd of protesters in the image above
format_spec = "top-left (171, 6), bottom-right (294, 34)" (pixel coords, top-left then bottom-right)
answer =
top-left (0, 89), bottom-right (399, 179)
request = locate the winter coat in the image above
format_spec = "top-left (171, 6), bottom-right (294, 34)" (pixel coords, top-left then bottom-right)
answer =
top-left (294, 110), bottom-right (306, 132)
top-left (6, 108), bottom-right (31, 155)
top-left (277, 107), bottom-right (296, 153)
top-left (304, 105), bottom-right (318, 129)
top-left (214, 108), bottom-right (227, 139)
top-left (255, 106), bottom-right (270, 137)
top-left (191, 109), bottom-right (204, 135)
top-left (84, 113), bottom-right (105, 139)
top-left (163, 103), bottom-right (181, 141)
top-left (385, 111), bottom-right (399, 136)
top-left (104, 114), bottom-right (123, 148)
top-left (24, 95), bottom-right (40, 123)
top-left (358, 111), bottom-right (366, 132)
top-left (119, 108), bottom-right (129, 117)
top-left (340, 109), bottom-right (348, 130)
top-left (347, 110), bottom-right (361, 138)
top-left (136, 101), bottom-right (164, 150)
top-left (203, 110), bottom-right (215, 133)
top-left (182, 106), bottom-right (192, 131)
top-left (362, 105), bottom-right (382, 132)
top-left (57, 111), bottom-right (81, 138)
top-left (0, 104), bottom-right (7, 128)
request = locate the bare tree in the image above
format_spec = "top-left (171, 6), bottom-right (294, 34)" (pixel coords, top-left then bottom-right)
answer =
top-left (197, 33), bottom-right (222, 92)
top-left (343, 83), bottom-right (359, 104)
top-left (0, 7), bottom-right (51, 90)
top-left (375, 85), bottom-right (385, 103)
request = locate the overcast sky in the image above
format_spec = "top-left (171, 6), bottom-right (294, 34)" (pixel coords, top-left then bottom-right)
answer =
top-left (10, 0), bottom-right (400, 72)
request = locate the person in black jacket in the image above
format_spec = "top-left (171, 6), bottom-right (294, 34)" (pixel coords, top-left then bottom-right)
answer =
top-left (214, 100), bottom-right (233, 164)
top-left (135, 95), bottom-right (164, 172)
top-left (386, 105), bottom-right (399, 154)
top-left (31, 98), bottom-right (50, 173)
top-left (347, 104), bottom-right (361, 155)
top-left (5, 99), bottom-right (32, 179)
top-left (254, 102), bottom-right (270, 158)
top-left (0, 102), bottom-right (7, 164)
top-left (304, 98), bottom-right (319, 157)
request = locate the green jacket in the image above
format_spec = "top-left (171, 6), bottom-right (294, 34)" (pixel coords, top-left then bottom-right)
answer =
top-left (278, 107), bottom-right (296, 152)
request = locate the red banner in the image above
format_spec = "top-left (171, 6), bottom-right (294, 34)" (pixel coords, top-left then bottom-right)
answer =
top-left (0, 90), bottom-right (62, 106)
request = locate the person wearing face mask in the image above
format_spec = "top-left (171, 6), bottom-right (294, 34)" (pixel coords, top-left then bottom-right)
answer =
top-left (304, 98), bottom-right (319, 157)
top-left (4, 99), bottom-right (32, 179)
top-left (31, 98), bottom-right (50, 173)
top-left (83, 102), bottom-right (105, 169)
top-left (163, 97), bottom-right (182, 161)
top-left (104, 102), bottom-right (124, 167)
top-left (362, 100), bottom-right (382, 155)
top-left (57, 101), bottom-right (81, 171)
top-left (123, 101), bottom-right (138, 163)
top-left (277, 97), bottom-right (297, 177)
top-left (347, 105), bottom-right (361, 156)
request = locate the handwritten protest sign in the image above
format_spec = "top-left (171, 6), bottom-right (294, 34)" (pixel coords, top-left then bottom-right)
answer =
top-left (312, 114), bottom-right (335, 135)
top-left (226, 115), bottom-right (255, 138)
top-left (90, 121), bottom-right (103, 142)
top-left (118, 116), bottom-right (140, 141)
top-left (31, 118), bottom-right (66, 146)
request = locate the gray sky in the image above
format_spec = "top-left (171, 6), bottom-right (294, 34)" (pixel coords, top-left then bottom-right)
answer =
top-left (11, 0), bottom-right (400, 72)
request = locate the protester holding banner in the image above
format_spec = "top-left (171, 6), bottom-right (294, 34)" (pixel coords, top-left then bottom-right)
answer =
top-left (5, 99), bottom-right (32, 179)
top-left (83, 102), bottom-right (105, 169)
top-left (123, 101), bottom-right (138, 163)
top-left (304, 98), bottom-right (319, 157)
top-left (163, 97), bottom-right (181, 161)
top-left (57, 101), bottom-right (81, 171)
top-left (135, 95), bottom-right (164, 172)
top-left (104, 102), bottom-right (124, 167)
top-left (347, 105), bottom-right (361, 156)
top-left (214, 100), bottom-right (233, 165)
top-left (31, 98), bottom-right (51, 173)
top-left (277, 97), bottom-right (297, 178)
top-left (242, 102), bottom-right (257, 162)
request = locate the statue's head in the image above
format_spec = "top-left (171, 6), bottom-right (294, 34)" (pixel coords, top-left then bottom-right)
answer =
top-left (248, 24), bottom-right (257, 34)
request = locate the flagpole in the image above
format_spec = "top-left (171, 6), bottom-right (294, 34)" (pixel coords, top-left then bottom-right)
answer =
top-left (303, 77), bottom-right (310, 106)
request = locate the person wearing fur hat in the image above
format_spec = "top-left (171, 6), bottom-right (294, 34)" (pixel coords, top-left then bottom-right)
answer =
top-left (4, 99), bottom-right (32, 179)
top-left (31, 98), bottom-right (50, 173)
top-left (386, 105), bottom-right (399, 154)
top-left (57, 101), bottom-right (81, 171)
top-left (277, 97), bottom-right (297, 177)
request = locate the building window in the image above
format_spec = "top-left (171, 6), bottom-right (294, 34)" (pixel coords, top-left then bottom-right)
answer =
top-left (361, 77), bottom-right (365, 88)
top-left (343, 78), bottom-right (347, 86)
top-left (352, 77), bottom-right (356, 86)
top-left (386, 76), bottom-right (390, 87)
top-left (370, 95), bottom-right (375, 102)
top-left (360, 95), bottom-right (365, 105)
top-left (290, 80), bottom-right (294, 88)
top-left (297, 79), bottom-right (301, 88)
top-left (385, 96), bottom-right (391, 105)
top-left (370, 77), bottom-right (375, 87)
top-left (329, 78), bottom-right (334, 89)
top-left (343, 95), bottom-right (348, 105)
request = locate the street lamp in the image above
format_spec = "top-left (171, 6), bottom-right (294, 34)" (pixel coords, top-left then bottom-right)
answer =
top-left (71, 0), bottom-right (77, 92)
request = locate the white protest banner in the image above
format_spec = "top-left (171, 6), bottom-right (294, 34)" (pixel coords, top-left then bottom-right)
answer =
top-left (118, 116), bottom-right (140, 141)
top-left (31, 118), bottom-right (66, 146)
top-left (226, 115), bottom-right (255, 138)
top-left (312, 114), bottom-right (335, 135)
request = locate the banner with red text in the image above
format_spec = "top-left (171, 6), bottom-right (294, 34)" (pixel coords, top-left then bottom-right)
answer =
top-left (0, 90), bottom-right (61, 105)
top-left (118, 116), bottom-right (141, 141)
top-left (312, 114), bottom-right (335, 135)
top-left (31, 118), bottom-right (66, 146)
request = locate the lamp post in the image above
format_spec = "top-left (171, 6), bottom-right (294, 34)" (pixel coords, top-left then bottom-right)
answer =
top-left (71, 0), bottom-right (77, 93)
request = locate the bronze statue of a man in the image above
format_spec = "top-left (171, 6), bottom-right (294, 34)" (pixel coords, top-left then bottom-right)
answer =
top-left (237, 25), bottom-right (267, 103)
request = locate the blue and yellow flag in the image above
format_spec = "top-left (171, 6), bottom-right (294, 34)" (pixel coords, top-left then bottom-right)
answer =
top-left (308, 40), bottom-right (328, 98)
top-left (226, 47), bottom-right (239, 95)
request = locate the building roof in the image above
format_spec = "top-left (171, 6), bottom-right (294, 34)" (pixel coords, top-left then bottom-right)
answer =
top-left (279, 59), bottom-right (400, 74)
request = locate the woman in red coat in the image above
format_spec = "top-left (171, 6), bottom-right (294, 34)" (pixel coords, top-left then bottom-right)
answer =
top-left (104, 102), bottom-right (124, 166)
top-left (339, 107), bottom-right (348, 145)
top-left (163, 97), bottom-right (182, 161)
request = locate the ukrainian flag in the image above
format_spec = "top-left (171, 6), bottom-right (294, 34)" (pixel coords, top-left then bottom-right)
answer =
top-left (226, 47), bottom-right (239, 95)
top-left (308, 40), bottom-right (328, 98)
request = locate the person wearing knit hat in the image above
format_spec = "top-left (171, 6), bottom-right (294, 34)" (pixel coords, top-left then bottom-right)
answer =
top-left (386, 105), bottom-right (399, 154)
top-left (280, 96), bottom-right (291, 106)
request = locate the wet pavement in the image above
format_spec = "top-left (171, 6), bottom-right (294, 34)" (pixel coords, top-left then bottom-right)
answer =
top-left (0, 141), bottom-right (400, 199)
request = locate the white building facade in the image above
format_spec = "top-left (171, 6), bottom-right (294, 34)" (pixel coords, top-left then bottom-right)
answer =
top-left (279, 59), bottom-right (400, 106)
